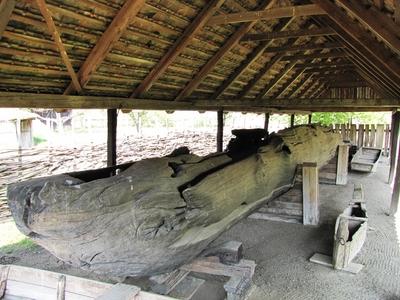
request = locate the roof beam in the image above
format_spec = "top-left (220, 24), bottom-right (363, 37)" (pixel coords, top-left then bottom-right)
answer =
top-left (207, 4), bottom-right (326, 26)
top-left (286, 73), bottom-right (314, 98)
top-left (295, 61), bottom-right (352, 69)
top-left (0, 0), bottom-right (15, 39)
top-left (175, 0), bottom-right (275, 101)
top-left (64, 0), bottom-right (145, 95)
top-left (35, 0), bottom-right (81, 93)
top-left (241, 27), bottom-right (336, 42)
top-left (281, 51), bottom-right (349, 61)
top-left (335, 0), bottom-right (400, 56)
top-left (212, 17), bottom-right (294, 99)
top-left (0, 92), bottom-right (398, 112)
top-left (312, 0), bottom-right (400, 91)
top-left (264, 41), bottom-right (343, 53)
top-left (131, 0), bottom-right (225, 98)
top-left (395, 0), bottom-right (400, 24)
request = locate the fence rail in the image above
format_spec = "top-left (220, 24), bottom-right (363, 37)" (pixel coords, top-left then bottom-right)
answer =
top-left (331, 124), bottom-right (391, 156)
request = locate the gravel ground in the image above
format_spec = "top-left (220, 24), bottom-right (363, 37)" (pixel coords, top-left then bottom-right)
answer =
top-left (0, 158), bottom-right (399, 299)
top-left (215, 157), bottom-right (400, 300)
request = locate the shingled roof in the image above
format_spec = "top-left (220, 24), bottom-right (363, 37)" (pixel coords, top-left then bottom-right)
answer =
top-left (0, 0), bottom-right (399, 112)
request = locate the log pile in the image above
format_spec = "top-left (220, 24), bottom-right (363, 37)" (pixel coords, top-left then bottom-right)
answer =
top-left (0, 132), bottom-right (231, 221)
top-left (7, 125), bottom-right (341, 278)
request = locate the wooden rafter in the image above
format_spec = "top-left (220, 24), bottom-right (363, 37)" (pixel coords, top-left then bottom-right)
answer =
top-left (212, 17), bottom-right (294, 99)
top-left (335, 0), bottom-right (400, 56)
top-left (241, 27), bottom-right (336, 43)
top-left (175, 0), bottom-right (275, 101)
top-left (272, 68), bottom-right (306, 98)
top-left (395, 0), bottom-right (400, 24)
top-left (35, 0), bottom-right (81, 93)
top-left (64, 0), bottom-right (145, 95)
top-left (207, 4), bottom-right (325, 26)
top-left (286, 73), bottom-right (314, 98)
top-left (281, 51), bottom-right (349, 61)
top-left (0, 0), bottom-right (15, 39)
top-left (130, 0), bottom-right (225, 98)
top-left (264, 41), bottom-right (343, 53)
top-left (312, 0), bottom-right (400, 91)
top-left (238, 53), bottom-right (284, 98)
top-left (296, 61), bottom-right (351, 69)
top-left (256, 61), bottom-right (297, 100)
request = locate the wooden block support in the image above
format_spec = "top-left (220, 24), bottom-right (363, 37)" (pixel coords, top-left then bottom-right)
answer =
top-left (302, 162), bottom-right (319, 225)
top-left (336, 145), bottom-right (349, 185)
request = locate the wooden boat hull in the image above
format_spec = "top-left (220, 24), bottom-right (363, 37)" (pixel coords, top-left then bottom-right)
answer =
top-left (351, 147), bottom-right (382, 172)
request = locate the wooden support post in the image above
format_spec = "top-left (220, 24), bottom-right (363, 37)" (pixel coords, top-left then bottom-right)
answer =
top-left (389, 112), bottom-right (400, 184)
top-left (303, 162), bottom-right (319, 225)
top-left (308, 114), bottom-right (312, 124)
top-left (217, 110), bottom-right (224, 152)
top-left (107, 109), bottom-right (117, 167)
top-left (264, 113), bottom-right (270, 139)
top-left (290, 114), bottom-right (295, 127)
top-left (336, 145), bottom-right (349, 185)
top-left (390, 141), bottom-right (400, 215)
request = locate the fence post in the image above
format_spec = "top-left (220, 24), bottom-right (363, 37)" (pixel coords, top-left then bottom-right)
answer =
top-left (336, 145), bottom-right (349, 185)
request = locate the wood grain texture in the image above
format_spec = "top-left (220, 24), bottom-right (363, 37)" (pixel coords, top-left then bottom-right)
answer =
top-left (8, 125), bottom-right (341, 277)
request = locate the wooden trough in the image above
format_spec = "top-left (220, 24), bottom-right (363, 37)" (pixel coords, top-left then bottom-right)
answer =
top-left (351, 147), bottom-right (382, 173)
top-left (310, 184), bottom-right (367, 274)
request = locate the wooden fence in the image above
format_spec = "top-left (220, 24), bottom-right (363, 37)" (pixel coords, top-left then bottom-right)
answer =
top-left (331, 124), bottom-right (391, 156)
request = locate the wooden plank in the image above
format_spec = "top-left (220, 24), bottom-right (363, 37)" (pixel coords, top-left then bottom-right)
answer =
top-left (64, 0), bottom-right (145, 95)
top-left (370, 124), bottom-right (376, 147)
top-left (376, 124), bottom-right (385, 149)
top-left (241, 27), bottom-right (336, 42)
top-left (0, 92), bottom-right (399, 111)
top-left (389, 112), bottom-right (400, 184)
top-left (350, 124), bottom-right (357, 144)
top-left (175, 0), bottom-right (275, 101)
top-left (207, 4), bottom-right (326, 26)
top-left (212, 18), bottom-right (294, 98)
top-left (336, 145), bottom-right (349, 185)
top-left (217, 110), bottom-right (224, 152)
top-left (336, 0), bottom-right (400, 56)
top-left (107, 109), bottom-right (117, 167)
top-left (35, 0), bottom-right (81, 93)
top-left (303, 162), bottom-right (319, 225)
top-left (313, 0), bottom-right (400, 93)
top-left (131, 0), bottom-right (225, 98)
top-left (96, 283), bottom-right (140, 300)
top-left (0, 0), bottom-right (15, 39)
top-left (364, 124), bottom-right (370, 147)
top-left (357, 124), bottom-right (364, 148)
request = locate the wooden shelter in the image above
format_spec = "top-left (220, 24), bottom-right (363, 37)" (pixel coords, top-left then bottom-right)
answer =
top-left (0, 0), bottom-right (400, 212)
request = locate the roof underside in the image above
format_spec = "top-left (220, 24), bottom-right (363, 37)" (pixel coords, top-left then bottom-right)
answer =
top-left (0, 0), bottom-right (399, 112)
